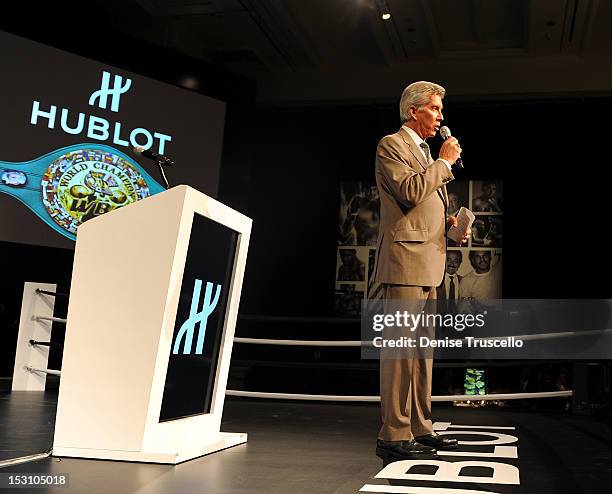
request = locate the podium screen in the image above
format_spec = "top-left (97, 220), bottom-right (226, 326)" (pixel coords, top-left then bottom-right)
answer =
top-left (160, 213), bottom-right (238, 422)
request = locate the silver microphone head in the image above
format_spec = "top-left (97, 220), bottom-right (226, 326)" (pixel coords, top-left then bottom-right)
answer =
top-left (440, 126), bottom-right (451, 139)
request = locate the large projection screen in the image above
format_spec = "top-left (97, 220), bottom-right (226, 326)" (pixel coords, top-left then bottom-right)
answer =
top-left (0, 31), bottom-right (226, 249)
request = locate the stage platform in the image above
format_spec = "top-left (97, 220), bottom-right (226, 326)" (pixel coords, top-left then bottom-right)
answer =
top-left (1, 388), bottom-right (611, 493)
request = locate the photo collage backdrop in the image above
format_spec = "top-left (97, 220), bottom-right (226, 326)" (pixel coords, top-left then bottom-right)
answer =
top-left (335, 180), bottom-right (503, 316)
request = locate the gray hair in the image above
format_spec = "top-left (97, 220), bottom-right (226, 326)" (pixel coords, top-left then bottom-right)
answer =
top-left (399, 81), bottom-right (446, 123)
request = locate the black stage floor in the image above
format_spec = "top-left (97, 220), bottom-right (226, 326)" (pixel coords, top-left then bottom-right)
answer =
top-left (1, 389), bottom-right (611, 493)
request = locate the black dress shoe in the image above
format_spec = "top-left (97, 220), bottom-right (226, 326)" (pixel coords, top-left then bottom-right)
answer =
top-left (376, 439), bottom-right (439, 460)
top-left (414, 432), bottom-right (458, 450)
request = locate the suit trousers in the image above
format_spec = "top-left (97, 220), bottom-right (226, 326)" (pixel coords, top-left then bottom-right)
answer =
top-left (378, 284), bottom-right (435, 441)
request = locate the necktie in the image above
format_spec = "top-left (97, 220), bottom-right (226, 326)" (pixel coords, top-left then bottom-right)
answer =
top-left (420, 141), bottom-right (432, 166)
top-left (448, 276), bottom-right (457, 313)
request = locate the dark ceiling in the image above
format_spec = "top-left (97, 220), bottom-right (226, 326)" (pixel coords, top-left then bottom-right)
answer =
top-left (18, 0), bottom-right (612, 103)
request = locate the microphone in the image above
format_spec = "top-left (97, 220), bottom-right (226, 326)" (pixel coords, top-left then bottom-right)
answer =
top-left (133, 147), bottom-right (174, 167)
top-left (439, 126), bottom-right (463, 170)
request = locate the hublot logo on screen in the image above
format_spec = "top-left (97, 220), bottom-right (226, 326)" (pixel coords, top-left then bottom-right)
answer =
top-left (30, 71), bottom-right (173, 154)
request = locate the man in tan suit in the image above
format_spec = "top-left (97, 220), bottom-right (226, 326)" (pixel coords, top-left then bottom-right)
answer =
top-left (373, 81), bottom-right (467, 461)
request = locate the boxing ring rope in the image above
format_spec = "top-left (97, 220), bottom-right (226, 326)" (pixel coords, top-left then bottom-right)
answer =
top-left (35, 316), bottom-right (68, 324)
top-left (16, 284), bottom-right (582, 403)
top-left (25, 366), bottom-right (61, 377)
top-left (29, 339), bottom-right (63, 349)
top-left (0, 450), bottom-right (52, 469)
top-left (235, 328), bottom-right (612, 347)
top-left (234, 337), bottom-right (365, 347)
top-left (230, 330), bottom-right (582, 402)
top-left (17, 363), bottom-right (575, 403)
top-left (29, 340), bottom-right (52, 347)
top-left (225, 390), bottom-right (573, 402)
top-left (35, 288), bottom-right (68, 298)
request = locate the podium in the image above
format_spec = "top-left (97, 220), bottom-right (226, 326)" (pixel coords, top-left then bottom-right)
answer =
top-left (52, 185), bottom-right (252, 464)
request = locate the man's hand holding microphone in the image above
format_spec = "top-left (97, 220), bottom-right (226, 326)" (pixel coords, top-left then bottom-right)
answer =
top-left (438, 136), bottom-right (462, 167)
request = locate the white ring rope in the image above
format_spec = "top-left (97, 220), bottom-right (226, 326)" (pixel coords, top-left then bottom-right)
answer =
top-left (26, 327), bottom-right (611, 347)
top-left (26, 289), bottom-right (582, 405)
top-left (31, 287), bottom-right (612, 344)
top-left (23, 351), bottom-right (573, 403)
top-left (234, 327), bottom-right (612, 347)
top-left (0, 450), bottom-right (52, 469)
top-left (35, 316), bottom-right (67, 324)
top-left (22, 368), bottom-right (572, 402)
top-left (25, 366), bottom-right (61, 376)
top-left (225, 390), bottom-right (572, 402)
top-left (234, 337), bottom-right (366, 347)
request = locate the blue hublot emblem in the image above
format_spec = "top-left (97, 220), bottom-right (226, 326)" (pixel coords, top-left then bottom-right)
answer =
top-left (173, 279), bottom-right (222, 355)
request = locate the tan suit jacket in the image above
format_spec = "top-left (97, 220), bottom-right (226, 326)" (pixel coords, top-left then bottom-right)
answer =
top-left (373, 127), bottom-right (454, 287)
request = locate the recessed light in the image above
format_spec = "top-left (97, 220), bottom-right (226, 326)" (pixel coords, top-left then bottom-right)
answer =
top-left (382, 13), bottom-right (391, 20)
top-left (179, 76), bottom-right (199, 89)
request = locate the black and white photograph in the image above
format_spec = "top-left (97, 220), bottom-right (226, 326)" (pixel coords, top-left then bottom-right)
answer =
top-left (460, 249), bottom-right (503, 301)
top-left (336, 246), bottom-right (368, 282)
top-left (333, 283), bottom-right (365, 316)
top-left (338, 181), bottom-right (380, 246)
top-left (436, 249), bottom-right (465, 313)
top-left (446, 180), bottom-right (470, 217)
top-left (471, 215), bottom-right (503, 247)
top-left (472, 180), bottom-right (503, 213)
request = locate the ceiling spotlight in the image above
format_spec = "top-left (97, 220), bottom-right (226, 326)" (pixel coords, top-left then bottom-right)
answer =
top-left (179, 76), bottom-right (199, 90)
top-left (382, 13), bottom-right (391, 20)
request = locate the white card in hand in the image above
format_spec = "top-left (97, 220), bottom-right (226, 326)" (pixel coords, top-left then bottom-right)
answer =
top-left (447, 207), bottom-right (475, 243)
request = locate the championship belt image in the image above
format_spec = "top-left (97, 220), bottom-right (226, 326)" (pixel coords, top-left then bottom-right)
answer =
top-left (0, 144), bottom-right (165, 240)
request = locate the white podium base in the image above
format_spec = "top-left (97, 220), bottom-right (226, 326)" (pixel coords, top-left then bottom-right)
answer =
top-left (52, 432), bottom-right (247, 464)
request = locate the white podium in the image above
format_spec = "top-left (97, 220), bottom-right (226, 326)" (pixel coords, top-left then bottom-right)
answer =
top-left (52, 185), bottom-right (252, 463)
